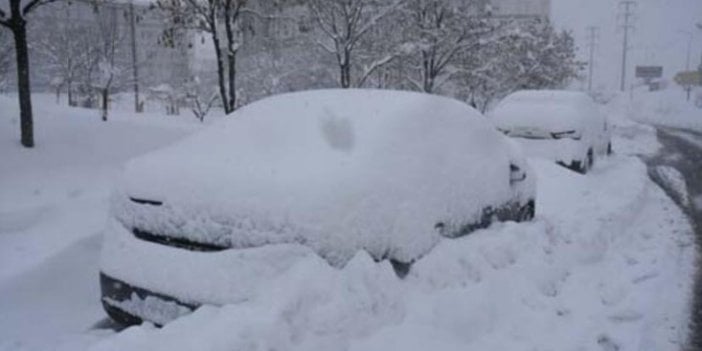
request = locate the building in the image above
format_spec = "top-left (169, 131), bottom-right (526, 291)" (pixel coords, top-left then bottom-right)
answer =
top-left (28, 0), bottom-right (192, 104)
top-left (487, 0), bottom-right (551, 20)
top-left (21, 0), bottom-right (551, 108)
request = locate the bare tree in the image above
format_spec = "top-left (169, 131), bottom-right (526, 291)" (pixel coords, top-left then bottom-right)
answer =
top-left (157, 0), bottom-right (246, 114)
top-left (184, 76), bottom-right (218, 122)
top-left (32, 3), bottom-right (97, 106)
top-left (402, 0), bottom-right (495, 93)
top-left (127, 1), bottom-right (141, 112)
top-left (308, 0), bottom-right (404, 88)
top-left (453, 19), bottom-right (583, 112)
top-left (92, 4), bottom-right (129, 121)
top-left (0, 0), bottom-right (59, 147)
top-left (0, 29), bottom-right (12, 92)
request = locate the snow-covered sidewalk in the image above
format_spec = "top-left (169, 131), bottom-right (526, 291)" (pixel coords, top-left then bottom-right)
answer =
top-left (0, 92), bottom-right (696, 351)
top-left (0, 94), bottom-right (198, 351)
top-left (87, 156), bottom-right (694, 351)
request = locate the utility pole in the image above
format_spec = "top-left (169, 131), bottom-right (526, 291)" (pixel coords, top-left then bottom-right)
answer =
top-left (697, 23), bottom-right (702, 85)
top-left (585, 26), bottom-right (599, 92)
top-left (618, 1), bottom-right (636, 92)
top-left (128, 1), bottom-right (141, 113)
top-left (681, 31), bottom-right (693, 101)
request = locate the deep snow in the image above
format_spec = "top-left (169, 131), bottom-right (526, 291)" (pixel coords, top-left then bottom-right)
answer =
top-left (620, 87), bottom-right (702, 132)
top-left (0, 90), bottom-right (697, 351)
top-left (0, 94), bottom-right (198, 351)
top-left (111, 89), bottom-right (535, 269)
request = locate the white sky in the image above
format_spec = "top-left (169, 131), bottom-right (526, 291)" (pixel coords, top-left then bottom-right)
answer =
top-left (551, 0), bottom-right (702, 90)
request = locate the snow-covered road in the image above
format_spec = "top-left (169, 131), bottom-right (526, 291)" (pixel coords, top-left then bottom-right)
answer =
top-left (643, 126), bottom-right (702, 350)
top-left (0, 93), bottom-right (697, 351)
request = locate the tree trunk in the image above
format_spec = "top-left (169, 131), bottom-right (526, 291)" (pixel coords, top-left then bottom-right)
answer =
top-left (12, 21), bottom-right (35, 147)
top-left (340, 63), bottom-right (351, 88)
top-left (128, 3), bottom-right (141, 113)
top-left (101, 88), bottom-right (108, 121)
top-left (67, 80), bottom-right (74, 106)
top-left (223, 2), bottom-right (238, 112)
top-left (227, 52), bottom-right (236, 110)
top-left (421, 52), bottom-right (435, 93)
top-left (211, 30), bottom-right (231, 114)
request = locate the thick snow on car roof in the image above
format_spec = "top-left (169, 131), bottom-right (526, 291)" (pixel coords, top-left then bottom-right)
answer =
top-left (490, 90), bottom-right (597, 133)
top-left (118, 89), bottom-right (528, 264)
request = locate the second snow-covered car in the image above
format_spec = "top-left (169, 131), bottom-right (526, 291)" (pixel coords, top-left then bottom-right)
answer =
top-left (489, 90), bottom-right (611, 173)
top-left (100, 89), bottom-right (536, 325)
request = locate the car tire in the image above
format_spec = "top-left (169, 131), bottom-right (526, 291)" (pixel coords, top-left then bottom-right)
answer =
top-left (390, 259), bottom-right (413, 278)
top-left (102, 301), bottom-right (143, 327)
top-left (520, 200), bottom-right (535, 221)
top-left (579, 149), bottom-right (594, 174)
top-left (607, 142), bottom-right (613, 155)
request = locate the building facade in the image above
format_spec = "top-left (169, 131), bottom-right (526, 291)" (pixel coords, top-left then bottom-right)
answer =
top-left (488, 0), bottom-right (551, 19)
top-left (19, 0), bottom-right (551, 108)
top-left (28, 0), bottom-right (192, 102)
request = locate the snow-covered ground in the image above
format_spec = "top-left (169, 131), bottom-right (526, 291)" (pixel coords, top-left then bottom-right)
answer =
top-left (0, 90), bottom-right (697, 351)
top-left (616, 87), bottom-right (702, 132)
top-left (0, 94), bottom-right (199, 350)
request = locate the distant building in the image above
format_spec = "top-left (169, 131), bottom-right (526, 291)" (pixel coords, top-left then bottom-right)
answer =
top-left (28, 1), bottom-right (192, 97)
top-left (22, 0), bottom-right (551, 107)
top-left (487, 0), bottom-right (551, 20)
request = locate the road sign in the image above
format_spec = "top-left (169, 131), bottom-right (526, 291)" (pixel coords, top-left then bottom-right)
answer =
top-left (636, 66), bottom-right (663, 79)
top-left (674, 71), bottom-right (702, 86)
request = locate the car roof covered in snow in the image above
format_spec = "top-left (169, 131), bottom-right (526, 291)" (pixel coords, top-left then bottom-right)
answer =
top-left (119, 89), bottom-right (532, 264)
top-left (489, 90), bottom-right (600, 133)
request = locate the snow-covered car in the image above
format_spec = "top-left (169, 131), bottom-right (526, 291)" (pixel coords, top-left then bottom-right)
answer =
top-left (489, 90), bottom-right (612, 173)
top-left (99, 89), bottom-right (536, 325)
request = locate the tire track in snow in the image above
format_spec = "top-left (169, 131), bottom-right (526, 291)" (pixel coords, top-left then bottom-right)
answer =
top-left (645, 127), bottom-right (702, 351)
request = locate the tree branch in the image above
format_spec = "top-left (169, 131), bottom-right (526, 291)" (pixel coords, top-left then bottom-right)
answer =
top-left (23, 0), bottom-right (55, 16)
top-left (357, 53), bottom-right (398, 87)
top-left (314, 38), bottom-right (336, 55)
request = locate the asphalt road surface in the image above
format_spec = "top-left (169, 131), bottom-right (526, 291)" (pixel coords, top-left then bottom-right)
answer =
top-left (644, 127), bottom-right (702, 351)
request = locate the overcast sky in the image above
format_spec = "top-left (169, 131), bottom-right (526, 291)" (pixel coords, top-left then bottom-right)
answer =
top-left (551, 0), bottom-right (702, 91)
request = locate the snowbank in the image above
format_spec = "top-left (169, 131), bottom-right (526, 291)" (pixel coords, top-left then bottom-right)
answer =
top-left (94, 252), bottom-right (404, 351)
top-left (0, 94), bottom-right (196, 283)
top-left (0, 93), bottom-right (199, 351)
top-left (619, 88), bottom-right (702, 132)
top-left (650, 166), bottom-right (691, 208)
top-left (92, 155), bottom-right (695, 351)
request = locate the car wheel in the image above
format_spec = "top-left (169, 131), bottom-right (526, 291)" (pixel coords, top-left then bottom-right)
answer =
top-left (579, 149), bottom-right (594, 174)
top-left (520, 200), bottom-right (535, 221)
top-left (607, 142), bottom-right (613, 155)
top-left (390, 259), bottom-right (413, 278)
top-left (102, 301), bottom-right (143, 327)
